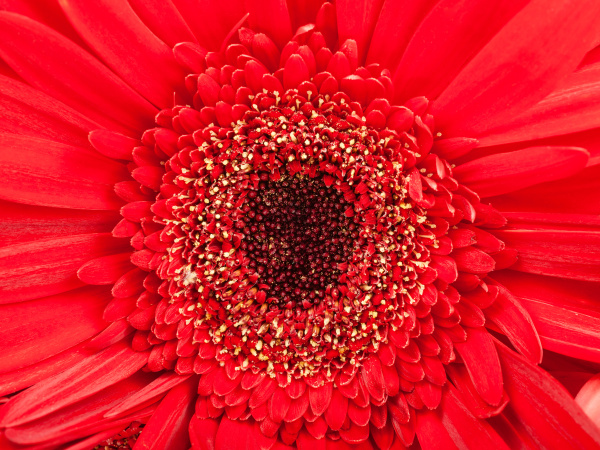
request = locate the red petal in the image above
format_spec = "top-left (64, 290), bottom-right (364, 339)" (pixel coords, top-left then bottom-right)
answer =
top-left (297, 429), bottom-right (326, 450)
top-left (414, 381), bottom-right (442, 410)
top-left (285, 378), bottom-right (306, 399)
top-left (174, 0), bottom-right (246, 51)
top-left (360, 355), bottom-right (386, 402)
top-left (453, 147), bottom-right (589, 198)
top-left (0, 339), bottom-right (94, 397)
top-left (246, 0), bottom-right (292, 49)
top-left (269, 387), bottom-right (292, 423)
top-left (0, 286), bottom-right (108, 373)
top-left (415, 410), bottom-right (459, 450)
top-left (336, 0), bottom-right (384, 62)
top-left (3, 372), bottom-right (156, 447)
top-left (132, 166), bottom-right (164, 191)
top-left (0, 74), bottom-right (96, 147)
top-left (339, 421), bottom-right (369, 444)
top-left (576, 374), bottom-right (600, 429)
top-left (0, 200), bottom-right (118, 247)
top-left (446, 364), bottom-right (508, 419)
top-left (249, 376), bottom-right (277, 409)
top-left (105, 372), bottom-right (192, 418)
top-left (520, 294), bottom-right (600, 363)
top-left (0, 233), bottom-right (127, 303)
top-left (484, 282), bottom-right (542, 364)
top-left (430, 255), bottom-right (458, 283)
top-left (128, 0), bottom-right (197, 47)
top-left (77, 253), bottom-right (134, 285)
top-left (454, 327), bottom-right (503, 406)
top-left (284, 392), bottom-right (309, 422)
top-left (0, 342), bottom-right (149, 427)
top-left (392, 0), bottom-right (528, 101)
top-left (493, 229), bottom-right (600, 282)
top-left (0, 133), bottom-right (127, 209)
top-left (432, 0), bottom-right (600, 136)
top-left (451, 247), bottom-right (495, 274)
top-left (0, 12), bottom-right (156, 133)
top-left (437, 384), bottom-right (510, 449)
top-left (367, 0), bottom-right (437, 70)
top-left (189, 416), bottom-right (219, 450)
top-left (284, 54), bottom-right (310, 91)
top-left (89, 129), bottom-right (138, 161)
top-left (479, 63), bottom-right (600, 147)
top-left (215, 416), bottom-right (276, 450)
top-left (348, 401), bottom-right (371, 426)
top-left (252, 33), bottom-right (280, 72)
top-left (309, 382), bottom-right (333, 416)
top-left (112, 268), bottom-right (147, 298)
top-left (491, 164), bottom-right (600, 215)
top-left (324, 389), bottom-right (348, 430)
top-left (59, 0), bottom-right (186, 109)
top-left (497, 340), bottom-right (600, 448)
top-left (133, 377), bottom-right (197, 450)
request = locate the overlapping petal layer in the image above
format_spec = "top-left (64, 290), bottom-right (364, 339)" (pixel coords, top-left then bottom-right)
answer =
top-left (0, 1), bottom-right (599, 449)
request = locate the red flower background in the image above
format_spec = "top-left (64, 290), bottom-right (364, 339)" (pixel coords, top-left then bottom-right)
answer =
top-left (1, 0), bottom-right (600, 449)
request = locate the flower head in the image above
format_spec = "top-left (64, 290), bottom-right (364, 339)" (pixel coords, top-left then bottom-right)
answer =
top-left (1, 1), bottom-right (600, 449)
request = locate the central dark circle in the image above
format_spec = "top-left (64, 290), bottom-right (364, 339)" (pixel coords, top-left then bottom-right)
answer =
top-left (238, 175), bottom-right (356, 306)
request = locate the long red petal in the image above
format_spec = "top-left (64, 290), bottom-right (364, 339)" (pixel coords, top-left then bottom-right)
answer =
top-left (454, 327), bottom-right (503, 406)
top-left (335, 0), bottom-right (384, 62)
top-left (485, 283), bottom-right (543, 364)
top-left (128, 0), bottom-right (197, 47)
top-left (0, 133), bottom-right (127, 210)
top-left (0, 74), bottom-right (98, 147)
top-left (0, 12), bottom-right (156, 134)
top-left (0, 200), bottom-right (118, 247)
top-left (490, 164), bottom-right (600, 215)
top-left (133, 377), bottom-right (197, 450)
top-left (3, 372), bottom-right (156, 447)
top-left (0, 339), bottom-right (96, 396)
top-left (367, 0), bottom-right (437, 70)
top-left (392, 0), bottom-right (528, 101)
top-left (0, 233), bottom-right (127, 303)
top-left (576, 374), bottom-right (600, 428)
top-left (245, 0), bottom-right (292, 49)
top-left (438, 385), bottom-right (510, 449)
top-left (493, 229), bottom-right (600, 282)
top-left (479, 62), bottom-right (600, 147)
top-left (496, 341), bottom-right (600, 449)
top-left (432, 0), bottom-right (600, 136)
top-left (105, 372), bottom-right (191, 418)
top-left (0, 341), bottom-right (149, 428)
top-left (0, 286), bottom-right (108, 373)
top-left (59, 0), bottom-right (186, 109)
top-left (453, 147), bottom-right (589, 198)
top-left (176, 0), bottom-right (246, 51)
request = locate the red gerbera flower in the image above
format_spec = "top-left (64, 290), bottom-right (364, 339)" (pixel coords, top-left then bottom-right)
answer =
top-left (1, 1), bottom-right (600, 449)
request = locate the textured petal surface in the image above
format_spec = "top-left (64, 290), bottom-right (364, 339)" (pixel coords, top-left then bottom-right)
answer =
top-left (0, 341), bottom-right (149, 428)
top-left (133, 376), bottom-right (197, 450)
top-left (0, 200), bottom-right (118, 247)
top-left (453, 147), bottom-right (589, 198)
top-left (0, 286), bottom-right (108, 373)
top-left (432, 0), bottom-right (600, 136)
top-left (0, 12), bottom-right (156, 133)
top-left (0, 133), bottom-right (127, 210)
top-left (497, 341), bottom-right (600, 449)
top-left (58, 0), bottom-right (186, 109)
top-left (0, 233), bottom-right (127, 303)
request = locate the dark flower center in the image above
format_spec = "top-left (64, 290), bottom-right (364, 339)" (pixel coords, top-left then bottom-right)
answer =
top-left (239, 175), bottom-right (355, 306)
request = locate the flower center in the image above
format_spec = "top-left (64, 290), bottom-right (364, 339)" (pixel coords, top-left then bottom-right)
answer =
top-left (152, 91), bottom-right (435, 378)
top-left (239, 175), bottom-right (355, 306)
